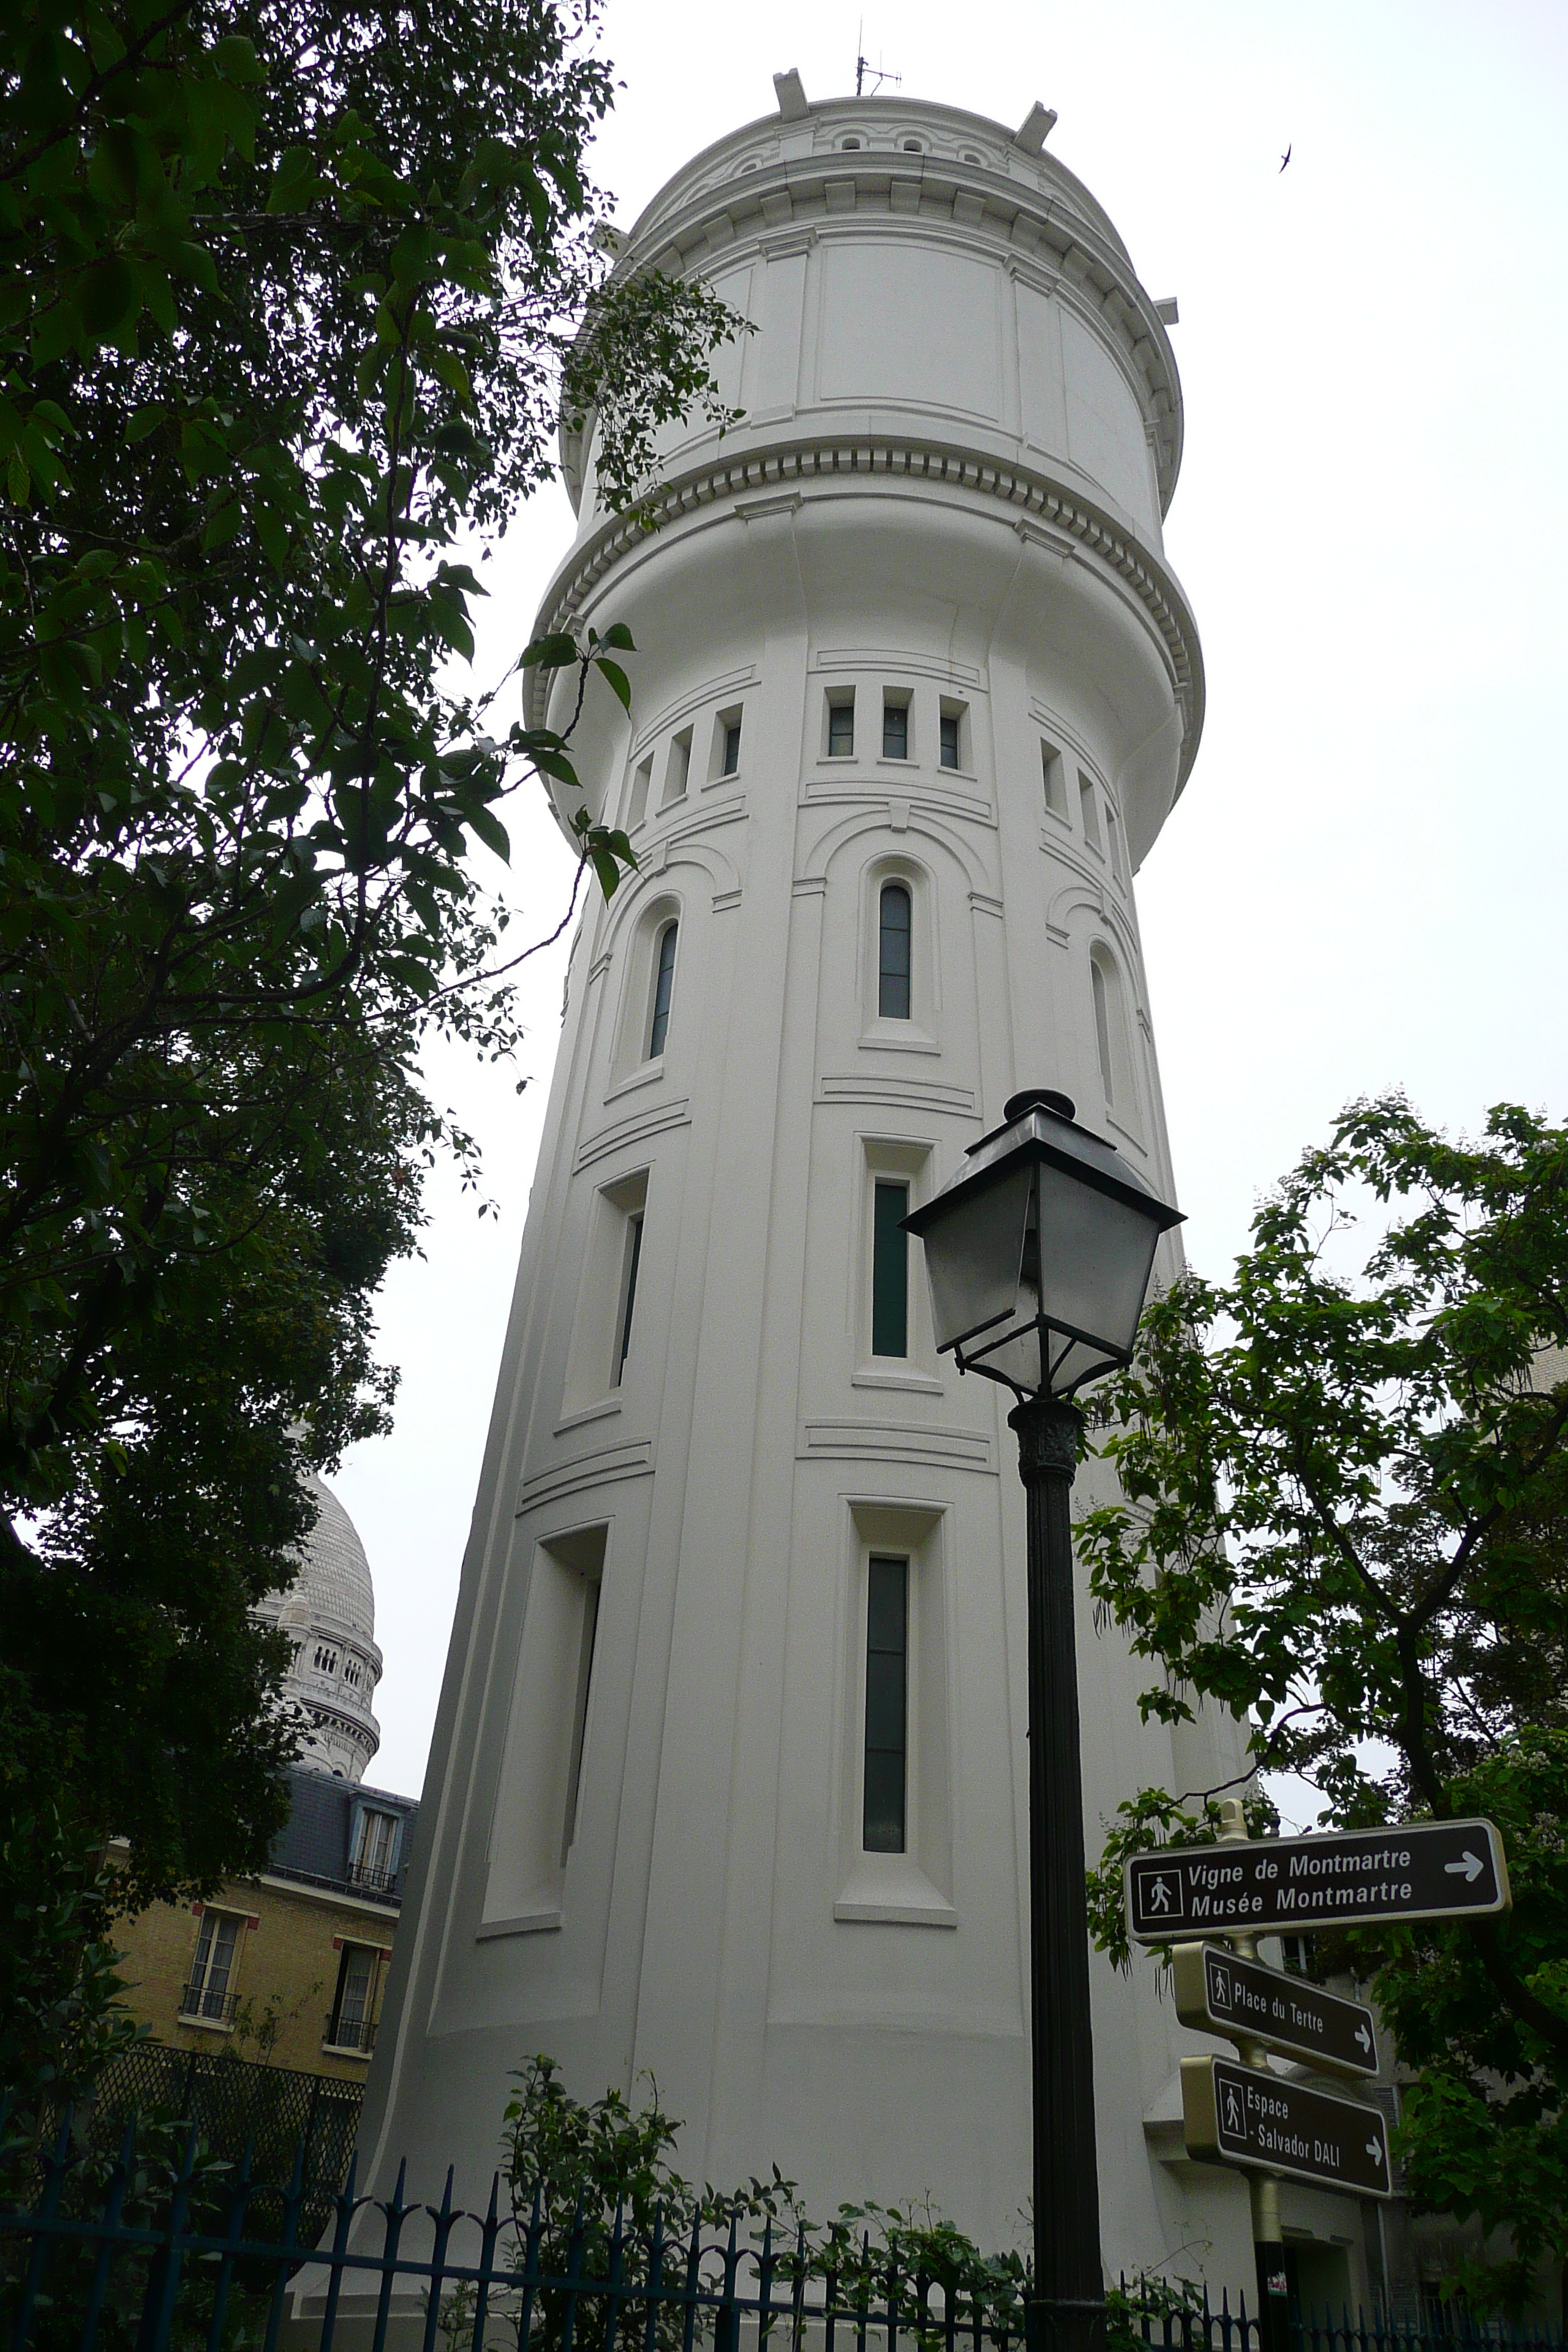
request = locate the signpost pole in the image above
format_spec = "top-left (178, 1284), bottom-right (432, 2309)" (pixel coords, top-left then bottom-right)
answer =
top-left (1214, 1801), bottom-right (1291, 2352)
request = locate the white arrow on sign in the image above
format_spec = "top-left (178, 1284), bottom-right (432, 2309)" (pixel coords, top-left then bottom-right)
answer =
top-left (1365, 2138), bottom-right (1383, 2163)
top-left (1444, 1851), bottom-right (1484, 1883)
top-left (1354, 2024), bottom-right (1372, 2052)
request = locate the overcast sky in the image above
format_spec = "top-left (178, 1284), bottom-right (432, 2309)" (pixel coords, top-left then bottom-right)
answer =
top-left (339, 0), bottom-right (1568, 1805)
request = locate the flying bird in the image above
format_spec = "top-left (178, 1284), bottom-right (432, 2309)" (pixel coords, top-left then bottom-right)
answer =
top-left (1280, 144), bottom-right (1292, 171)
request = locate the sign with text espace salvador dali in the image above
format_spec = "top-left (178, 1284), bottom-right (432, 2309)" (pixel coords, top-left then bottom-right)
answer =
top-left (1180, 2057), bottom-right (1393, 2198)
top-left (1125, 1818), bottom-right (1509, 1942)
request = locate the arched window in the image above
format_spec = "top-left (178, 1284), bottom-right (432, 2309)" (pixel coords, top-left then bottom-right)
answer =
top-left (648, 921), bottom-right (678, 1058)
top-left (878, 882), bottom-right (911, 1019)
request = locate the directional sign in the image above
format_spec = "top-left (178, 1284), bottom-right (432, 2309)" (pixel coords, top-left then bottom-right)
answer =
top-left (1126, 1817), bottom-right (1509, 1943)
top-left (1181, 2056), bottom-right (1392, 2198)
top-left (1172, 1942), bottom-right (1378, 2077)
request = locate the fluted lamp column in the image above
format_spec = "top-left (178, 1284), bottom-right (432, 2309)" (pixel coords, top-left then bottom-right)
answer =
top-left (903, 1090), bottom-right (1183, 2352)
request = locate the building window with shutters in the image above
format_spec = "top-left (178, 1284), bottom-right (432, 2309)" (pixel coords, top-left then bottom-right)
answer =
top-left (181, 1909), bottom-right (244, 2026)
top-left (350, 1806), bottom-right (402, 1892)
top-left (326, 1945), bottom-right (380, 2054)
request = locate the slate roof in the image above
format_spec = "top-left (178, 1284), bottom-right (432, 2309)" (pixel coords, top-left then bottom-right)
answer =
top-left (266, 1763), bottom-right (419, 1907)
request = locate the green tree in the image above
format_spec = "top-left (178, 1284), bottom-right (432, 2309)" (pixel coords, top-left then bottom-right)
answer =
top-left (1077, 1096), bottom-right (1568, 2309)
top-left (0, 0), bottom-right (740, 1918)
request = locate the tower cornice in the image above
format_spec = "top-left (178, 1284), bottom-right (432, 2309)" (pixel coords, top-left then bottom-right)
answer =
top-left (529, 431), bottom-right (1204, 793)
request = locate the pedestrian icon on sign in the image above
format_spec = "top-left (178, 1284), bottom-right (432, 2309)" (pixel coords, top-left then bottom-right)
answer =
top-left (1147, 1872), bottom-right (1179, 1917)
top-left (1211, 1964), bottom-right (1232, 2008)
top-left (1221, 2081), bottom-right (1243, 2136)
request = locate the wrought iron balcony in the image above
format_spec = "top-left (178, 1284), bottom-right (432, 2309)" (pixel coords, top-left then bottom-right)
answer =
top-left (323, 2011), bottom-right (377, 2054)
top-left (177, 1982), bottom-right (238, 2026)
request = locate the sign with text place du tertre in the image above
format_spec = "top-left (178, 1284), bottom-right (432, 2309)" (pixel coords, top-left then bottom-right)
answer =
top-left (1172, 1942), bottom-right (1379, 2078)
top-left (1125, 1818), bottom-right (1510, 1942)
top-left (1181, 2057), bottom-right (1393, 2198)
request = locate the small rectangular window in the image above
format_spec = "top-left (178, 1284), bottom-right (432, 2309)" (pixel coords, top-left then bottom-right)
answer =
top-left (1079, 772), bottom-right (1102, 851)
top-left (722, 718), bottom-right (742, 776)
top-left (871, 1180), bottom-right (910, 1357)
top-left (863, 1556), bottom-right (909, 1854)
top-left (662, 729), bottom-right (691, 807)
top-left (882, 696), bottom-right (909, 761)
top-left (614, 1212), bottom-right (644, 1384)
top-left (939, 706), bottom-right (961, 769)
top-left (1041, 743), bottom-right (1066, 817)
top-left (627, 755), bottom-right (652, 830)
top-left (828, 694), bottom-right (855, 756)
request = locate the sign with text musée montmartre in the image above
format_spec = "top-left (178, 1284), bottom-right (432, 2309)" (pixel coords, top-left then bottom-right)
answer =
top-left (1181, 2057), bottom-right (1392, 2198)
top-left (1172, 1941), bottom-right (1378, 2077)
top-left (1126, 1818), bottom-right (1510, 1942)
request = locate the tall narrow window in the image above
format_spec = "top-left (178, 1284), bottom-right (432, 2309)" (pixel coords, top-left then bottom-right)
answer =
top-left (939, 709), bottom-right (960, 769)
top-left (614, 1212), bottom-right (644, 1384)
top-left (561, 1574), bottom-right (601, 1863)
top-left (183, 1910), bottom-right (241, 2021)
top-left (878, 881), bottom-right (911, 1019)
top-left (871, 1180), bottom-right (909, 1357)
top-left (828, 695), bottom-right (855, 756)
top-left (328, 1947), bottom-right (378, 2051)
top-left (1104, 802), bottom-right (1125, 886)
top-left (1091, 956), bottom-right (1115, 1102)
top-left (863, 1556), bottom-right (909, 1853)
top-left (722, 717), bottom-right (742, 776)
top-left (882, 696), bottom-right (909, 760)
top-left (1079, 772), bottom-right (1102, 851)
top-left (627, 755), bottom-right (653, 829)
top-left (1041, 742), bottom-right (1067, 816)
top-left (648, 921), bottom-right (677, 1058)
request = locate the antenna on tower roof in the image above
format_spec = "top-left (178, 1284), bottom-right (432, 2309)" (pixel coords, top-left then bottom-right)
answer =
top-left (855, 23), bottom-right (901, 98)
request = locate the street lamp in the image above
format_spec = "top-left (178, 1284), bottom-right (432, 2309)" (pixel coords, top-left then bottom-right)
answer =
top-left (903, 1090), bottom-right (1183, 2352)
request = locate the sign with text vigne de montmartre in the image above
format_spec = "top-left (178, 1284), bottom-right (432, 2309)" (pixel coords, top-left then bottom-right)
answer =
top-left (1124, 1818), bottom-right (1509, 1942)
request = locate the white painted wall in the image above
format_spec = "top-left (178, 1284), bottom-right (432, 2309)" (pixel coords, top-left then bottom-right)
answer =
top-left (360, 90), bottom-right (1373, 2302)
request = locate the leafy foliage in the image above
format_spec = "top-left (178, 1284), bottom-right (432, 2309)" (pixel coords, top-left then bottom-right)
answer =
top-left (0, 0), bottom-right (740, 1904)
top-left (1075, 1095), bottom-right (1568, 2301)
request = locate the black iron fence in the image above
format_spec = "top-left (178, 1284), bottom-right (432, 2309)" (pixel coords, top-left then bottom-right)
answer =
top-left (2, 2107), bottom-right (1562, 2352)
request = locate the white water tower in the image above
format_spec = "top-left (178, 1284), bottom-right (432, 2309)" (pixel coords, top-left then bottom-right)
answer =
top-left (362, 75), bottom-right (1377, 2302)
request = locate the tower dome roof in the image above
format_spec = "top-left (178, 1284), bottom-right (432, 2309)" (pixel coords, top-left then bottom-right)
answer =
top-left (276, 1476), bottom-right (376, 1644)
top-left (257, 1474), bottom-right (384, 1782)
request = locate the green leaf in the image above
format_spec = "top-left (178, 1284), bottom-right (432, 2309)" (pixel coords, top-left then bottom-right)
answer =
top-left (466, 804), bottom-right (510, 863)
top-left (593, 656), bottom-right (631, 713)
top-left (595, 622), bottom-right (635, 652)
top-left (519, 632), bottom-right (578, 670)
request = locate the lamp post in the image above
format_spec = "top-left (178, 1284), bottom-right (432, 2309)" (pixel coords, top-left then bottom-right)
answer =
top-left (904, 1090), bottom-right (1183, 2352)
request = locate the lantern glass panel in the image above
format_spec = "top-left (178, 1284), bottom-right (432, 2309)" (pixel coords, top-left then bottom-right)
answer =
top-left (1032, 1160), bottom-right (1165, 1364)
top-left (919, 1162), bottom-right (1034, 1353)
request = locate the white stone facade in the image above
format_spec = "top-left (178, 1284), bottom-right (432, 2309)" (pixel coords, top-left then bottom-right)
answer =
top-left (363, 86), bottom-right (1377, 2300)
top-left (255, 1476), bottom-right (383, 1782)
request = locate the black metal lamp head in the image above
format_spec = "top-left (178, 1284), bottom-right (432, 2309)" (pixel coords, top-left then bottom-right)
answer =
top-left (902, 1088), bottom-right (1184, 1401)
